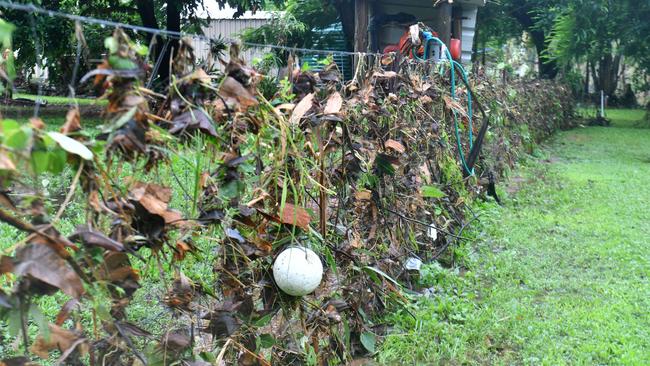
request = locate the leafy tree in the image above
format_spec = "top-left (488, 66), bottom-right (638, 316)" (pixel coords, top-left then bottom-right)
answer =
top-left (2, 0), bottom-right (287, 92)
top-left (240, 0), bottom-right (339, 62)
top-left (475, 0), bottom-right (561, 79)
top-left (545, 0), bottom-right (650, 99)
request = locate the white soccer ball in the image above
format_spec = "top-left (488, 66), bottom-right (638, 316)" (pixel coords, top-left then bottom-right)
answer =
top-left (272, 246), bottom-right (323, 296)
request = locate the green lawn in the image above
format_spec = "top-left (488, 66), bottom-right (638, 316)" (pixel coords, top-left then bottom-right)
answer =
top-left (379, 109), bottom-right (650, 365)
top-left (13, 93), bottom-right (106, 106)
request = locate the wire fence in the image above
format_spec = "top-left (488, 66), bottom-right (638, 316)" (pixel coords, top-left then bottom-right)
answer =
top-left (0, 1), bottom-right (394, 109)
top-left (0, 1), bottom-right (379, 58)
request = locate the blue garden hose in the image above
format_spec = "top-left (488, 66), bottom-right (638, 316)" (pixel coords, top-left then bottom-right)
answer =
top-left (414, 33), bottom-right (474, 175)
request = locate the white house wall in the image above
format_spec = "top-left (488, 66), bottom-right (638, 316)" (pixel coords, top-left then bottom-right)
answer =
top-left (461, 6), bottom-right (478, 64)
top-left (190, 18), bottom-right (271, 68)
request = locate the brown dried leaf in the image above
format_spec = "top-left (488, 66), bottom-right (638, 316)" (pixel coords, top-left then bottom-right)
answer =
top-left (69, 226), bottom-right (125, 252)
top-left (274, 103), bottom-right (295, 114)
top-left (278, 203), bottom-right (311, 230)
top-left (174, 240), bottom-right (195, 261)
top-left (218, 76), bottom-right (258, 110)
top-left (0, 152), bottom-right (15, 171)
top-left (385, 139), bottom-right (405, 154)
top-left (0, 357), bottom-right (35, 366)
top-left (0, 256), bottom-right (13, 274)
top-left (355, 190), bottom-right (372, 201)
top-left (29, 118), bottom-right (45, 130)
top-left (169, 109), bottom-right (217, 137)
top-left (443, 95), bottom-right (468, 119)
top-left (191, 68), bottom-right (212, 84)
top-left (290, 93), bottom-right (314, 125)
top-left (0, 191), bottom-right (15, 210)
top-left (30, 324), bottom-right (83, 359)
top-left (372, 71), bottom-right (397, 78)
top-left (14, 244), bottom-right (84, 298)
top-left (323, 92), bottom-right (343, 115)
top-left (60, 108), bottom-right (81, 134)
top-left (160, 330), bottom-right (191, 353)
top-left (130, 182), bottom-right (184, 226)
top-left (55, 299), bottom-right (79, 326)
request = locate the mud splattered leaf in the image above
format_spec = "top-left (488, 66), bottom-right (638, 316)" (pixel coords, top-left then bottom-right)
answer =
top-left (290, 93), bottom-right (314, 125)
top-left (355, 190), bottom-right (372, 201)
top-left (14, 244), bottom-right (84, 298)
top-left (279, 203), bottom-right (311, 230)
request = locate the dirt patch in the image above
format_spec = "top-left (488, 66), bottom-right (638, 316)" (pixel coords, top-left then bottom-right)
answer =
top-left (506, 176), bottom-right (527, 195)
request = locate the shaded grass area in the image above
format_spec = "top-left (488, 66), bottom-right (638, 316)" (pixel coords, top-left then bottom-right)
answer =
top-left (379, 109), bottom-right (650, 365)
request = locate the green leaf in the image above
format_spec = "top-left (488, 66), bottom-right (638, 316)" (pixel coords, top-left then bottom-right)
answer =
top-left (253, 313), bottom-right (273, 327)
top-left (259, 333), bottom-right (276, 349)
top-left (134, 43), bottom-right (149, 56)
top-left (199, 351), bottom-right (216, 362)
top-left (29, 304), bottom-right (49, 339)
top-left (30, 150), bottom-right (49, 174)
top-left (421, 185), bottom-right (446, 198)
top-left (360, 331), bottom-right (376, 353)
top-left (47, 132), bottom-right (93, 160)
top-left (48, 148), bottom-right (67, 174)
top-left (363, 266), bottom-right (400, 287)
top-left (1, 119), bottom-right (19, 138)
top-left (104, 37), bottom-right (118, 53)
top-left (109, 106), bottom-right (137, 131)
top-left (108, 55), bottom-right (137, 70)
top-left (5, 126), bottom-right (32, 150)
top-left (374, 154), bottom-right (396, 176)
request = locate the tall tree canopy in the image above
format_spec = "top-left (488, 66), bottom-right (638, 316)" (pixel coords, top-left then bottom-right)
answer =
top-left (545, 0), bottom-right (650, 98)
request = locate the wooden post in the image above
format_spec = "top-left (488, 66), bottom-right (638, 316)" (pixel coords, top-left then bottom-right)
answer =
top-left (354, 0), bottom-right (369, 53)
top-left (434, 1), bottom-right (452, 47)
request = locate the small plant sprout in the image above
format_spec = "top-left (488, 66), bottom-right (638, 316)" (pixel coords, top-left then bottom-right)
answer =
top-left (273, 246), bottom-right (323, 296)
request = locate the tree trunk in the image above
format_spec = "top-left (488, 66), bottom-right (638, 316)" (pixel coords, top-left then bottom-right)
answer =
top-left (135, 0), bottom-right (180, 84)
top-left (333, 0), bottom-right (355, 51)
top-left (510, 0), bottom-right (558, 79)
top-left (135, 0), bottom-right (159, 43)
top-left (584, 62), bottom-right (590, 97)
top-left (163, 0), bottom-right (181, 81)
top-left (595, 53), bottom-right (621, 99)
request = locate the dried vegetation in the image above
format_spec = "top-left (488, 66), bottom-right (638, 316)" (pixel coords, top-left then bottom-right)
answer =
top-left (0, 29), bottom-right (574, 365)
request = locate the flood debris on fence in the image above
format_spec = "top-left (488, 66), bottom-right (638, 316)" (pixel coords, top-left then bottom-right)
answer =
top-left (0, 29), bottom-right (574, 365)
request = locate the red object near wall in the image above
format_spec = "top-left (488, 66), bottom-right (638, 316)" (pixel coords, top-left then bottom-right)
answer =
top-left (450, 38), bottom-right (461, 61)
